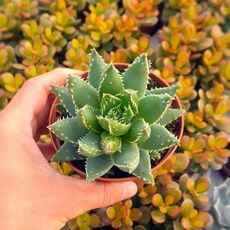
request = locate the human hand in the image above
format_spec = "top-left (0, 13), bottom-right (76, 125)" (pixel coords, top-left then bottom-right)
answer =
top-left (0, 68), bottom-right (137, 230)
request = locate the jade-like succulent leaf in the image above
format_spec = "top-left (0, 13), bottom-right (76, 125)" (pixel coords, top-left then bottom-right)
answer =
top-left (52, 142), bottom-right (82, 162)
top-left (112, 142), bottom-right (140, 173)
top-left (147, 84), bottom-right (179, 98)
top-left (138, 94), bottom-right (172, 124)
top-left (79, 131), bottom-right (102, 157)
top-left (133, 150), bottom-right (154, 184)
top-left (51, 86), bottom-right (76, 117)
top-left (100, 93), bottom-right (122, 116)
top-left (78, 105), bottom-right (102, 133)
top-left (67, 75), bottom-right (99, 109)
top-left (139, 124), bottom-right (178, 151)
top-left (123, 118), bottom-right (151, 143)
top-left (158, 109), bottom-right (184, 126)
top-left (97, 116), bottom-right (131, 136)
top-left (123, 54), bottom-right (149, 97)
top-left (88, 48), bottom-right (107, 89)
top-left (86, 155), bottom-right (113, 181)
top-left (98, 64), bottom-right (123, 98)
top-left (119, 89), bottom-right (138, 115)
top-left (49, 117), bottom-right (88, 143)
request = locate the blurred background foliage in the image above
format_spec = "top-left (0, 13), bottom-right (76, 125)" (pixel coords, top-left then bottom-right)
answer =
top-left (0, 0), bottom-right (229, 229)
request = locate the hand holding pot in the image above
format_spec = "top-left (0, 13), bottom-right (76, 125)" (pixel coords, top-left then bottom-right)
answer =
top-left (0, 68), bottom-right (137, 230)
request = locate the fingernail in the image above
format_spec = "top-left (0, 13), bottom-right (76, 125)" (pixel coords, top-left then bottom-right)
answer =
top-left (122, 182), bottom-right (137, 199)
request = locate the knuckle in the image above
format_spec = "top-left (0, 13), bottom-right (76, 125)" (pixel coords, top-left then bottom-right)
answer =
top-left (24, 77), bottom-right (37, 87)
top-left (101, 183), bottom-right (113, 207)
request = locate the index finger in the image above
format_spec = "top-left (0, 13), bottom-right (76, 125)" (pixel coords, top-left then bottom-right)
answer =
top-left (5, 68), bottom-right (82, 134)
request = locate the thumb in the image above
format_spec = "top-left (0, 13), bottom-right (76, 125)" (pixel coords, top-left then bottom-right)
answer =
top-left (54, 175), bottom-right (137, 221)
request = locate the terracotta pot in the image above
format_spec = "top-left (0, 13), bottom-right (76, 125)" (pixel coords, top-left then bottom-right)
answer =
top-left (49, 63), bottom-right (184, 186)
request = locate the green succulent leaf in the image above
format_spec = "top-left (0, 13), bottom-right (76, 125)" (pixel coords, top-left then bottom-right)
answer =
top-left (97, 116), bottom-right (131, 136)
top-left (139, 124), bottom-right (178, 151)
top-left (123, 118), bottom-right (151, 143)
top-left (79, 131), bottom-right (102, 157)
top-left (101, 132), bottom-right (121, 155)
top-left (123, 54), bottom-right (149, 97)
top-left (99, 64), bottom-right (123, 98)
top-left (122, 105), bottom-right (134, 123)
top-left (150, 151), bottom-right (161, 161)
top-left (147, 84), bottom-right (179, 98)
top-left (133, 150), bottom-right (154, 184)
top-left (52, 142), bottom-right (82, 162)
top-left (78, 105), bottom-right (102, 133)
top-left (112, 142), bottom-right (140, 173)
top-left (100, 93), bottom-right (122, 116)
top-left (49, 116), bottom-right (88, 143)
top-left (86, 154), bottom-right (113, 181)
top-left (88, 48), bottom-right (108, 89)
top-left (119, 89), bottom-right (139, 115)
top-left (158, 109), bottom-right (184, 126)
top-left (56, 103), bottom-right (68, 117)
top-left (67, 75), bottom-right (99, 109)
top-left (138, 94), bottom-right (172, 124)
top-left (52, 86), bottom-right (76, 117)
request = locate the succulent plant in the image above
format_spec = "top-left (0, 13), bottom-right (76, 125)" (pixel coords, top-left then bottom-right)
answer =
top-left (177, 75), bottom-right (197, 110)
top-left (80, 0), bottom-right (118, 47)
top-left (49, 49), bottom-right (183, 183)
top-left (181, 132), bottom-right (230, 171)
top-left (50, 162), bottom-right (75, 176)
top-left (174, 199), bottom-right (212, 230)
top-left (151, 192), bottom-right (181, 224)
top-left (198, 86), bottom-right (230, 133)
top-left (212, 178), bottom-right (230, 229)
top-left (138, 184), bottom-right (157, 205)
top-left (68, 212), bottom-right (101, 230)
top-left (113, 13), bottom-right (139, 48)
top-left (106, 199), bottom-right (142, 229)
top-left (127, 36), bottom-right (153, 60)
top-left (15, 38), bottom-right (56, 66)
top-left (0, 44), bottom-right (16, 73)
top-left (123, 0), bottom-right (161, 27)
top-left (103, 48), bottom-right (131, 63)
top-left (179, 174), bottom-right (211, 210)
top-left (0, 12), bottom-right (17, 40)
top-left (64, 36), bottom-right (90, 70)
top-left (0, 72), bottom-right (25, 94)
top-left (3, 0), bottom-right (39, 19)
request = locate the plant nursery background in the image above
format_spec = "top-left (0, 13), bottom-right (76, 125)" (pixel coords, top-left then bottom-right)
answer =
top-left (0, 0), bottom-right (230, 229)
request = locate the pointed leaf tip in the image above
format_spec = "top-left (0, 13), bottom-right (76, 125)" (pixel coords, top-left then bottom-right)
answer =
top-left (88, 49), bottom-right (108, 89)
top-left (123, 54), bottom-right (149, 97)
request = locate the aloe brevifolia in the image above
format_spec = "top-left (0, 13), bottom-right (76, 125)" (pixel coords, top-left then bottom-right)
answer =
top-left (49, 49), bottom-right (183, 184)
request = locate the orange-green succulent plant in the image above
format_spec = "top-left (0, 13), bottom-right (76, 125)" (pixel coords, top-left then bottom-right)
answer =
top-left (0, 44), bottom-right (16, 73)
top-left (179, 174), bottom-right (211, 210)
top-left (68, 212), bottom-right (101, 230)
top-left (0, 72), bottom-right (25, 94)
top-left (123, 0), bottom-right (162, 27)
top-left (107, 199), bottom-right (142, 229)
top-left (173, 199), bottom-right (212, 230)
top-left (0, 13), bottom-right (17, 40)
top-left (64, 36), bottom-right (90, 70)
top-left (181, 132), bottom-right (230, 171)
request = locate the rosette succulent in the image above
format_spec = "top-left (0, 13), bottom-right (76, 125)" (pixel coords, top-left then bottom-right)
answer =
top-left (49, 49), bottom-right (183, 184)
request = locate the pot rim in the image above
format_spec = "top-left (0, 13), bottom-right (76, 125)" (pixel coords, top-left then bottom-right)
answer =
top-left (48, 63), bottom-right (184, 183)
